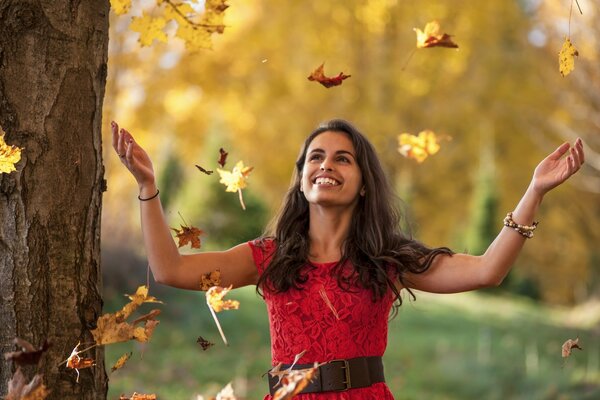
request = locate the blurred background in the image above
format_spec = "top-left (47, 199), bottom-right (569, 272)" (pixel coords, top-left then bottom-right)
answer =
top-left (101, 0), bottom-right (600, 398)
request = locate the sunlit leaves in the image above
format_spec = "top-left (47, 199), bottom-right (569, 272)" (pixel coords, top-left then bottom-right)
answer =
top-left (558, 37), bottom-right (578, 77)
top-left (414, 21), bottom-right (458, 49)
top-left (217, 160), bottom-right (253, 210)
top-left (111, 0), bottom-right (132, 15)
top-left (398, 130), bottom-right (447, 163)
top-left (0, 130), bottom-right (23, 174)
top-left (307, 63), bottom-right (351, 88)
top-left (130, 13), bottom-right (168, 46)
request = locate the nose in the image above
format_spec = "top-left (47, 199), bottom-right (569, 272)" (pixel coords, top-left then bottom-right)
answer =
top-left (320, 163), bottom-right (333, 172)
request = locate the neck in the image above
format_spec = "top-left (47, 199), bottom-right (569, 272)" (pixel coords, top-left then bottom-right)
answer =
top-left (307, 206), bottom-right (354, 263)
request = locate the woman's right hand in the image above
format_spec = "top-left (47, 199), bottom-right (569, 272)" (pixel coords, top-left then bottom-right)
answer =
top-left (111, 121), bottom-right (156, 189)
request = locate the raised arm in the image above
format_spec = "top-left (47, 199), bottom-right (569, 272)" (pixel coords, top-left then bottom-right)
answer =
top-left (111, 121), bottom-right (257, 290)
top-left (404, 138), bottom-right (585, 294)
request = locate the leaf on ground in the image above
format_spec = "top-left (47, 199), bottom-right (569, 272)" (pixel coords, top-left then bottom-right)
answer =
top-left (559, 37), bottom-right (578, 77)
top-left (66, 342), bottom-right (96, 383)
top-left (307, 63), bottom-right (351, 88)
top-left (200, 270), bottom-right (222, 291)
top-left (196, 336), bottom-right (215, 351)
top-left (130, 13), bottom-right (168, 47)
top-left (110, 0), bottom-right (132, 15)
top-left (0, 129), bottom-right (23, 175)
top-left (171, 224), bottom-right (204, 249)
top-left (218, 148), bottom-right (229, 168)
top-left (414, 21), bottom-right (458, 49)
top-left (6, 367), bottom-right (49, 400)
top-left (196, 164), bottom-right (214, 175)
top-left (4, 338), bottom-right (51, 366)
top-left (398, 130), bottom-right (448, 163)
top-left (111, 352), bottom-right (133, 373)
top-left (562, 337), bottom-right (583, 358)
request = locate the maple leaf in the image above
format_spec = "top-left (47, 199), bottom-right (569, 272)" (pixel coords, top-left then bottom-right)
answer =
top-left (0, 131), bottom-right (23, 175)
top-left (196, 164), bottom-right (214, 175)
top-left (6, 367), bottom-right (50, 400)
top-left (111, 352), bottom-right (132, 372)
top-left (200, 269), bottom-right (222, 291)
top-left (176, 21), bottom-right (213, 51)
top-left (4, 338), bottom-right (51, 366)
top-left (307, 63), bottom-right (351, 88)
top-left (66, 342), bottom-right (96, 383)
top-left (562, 337), bottom-right (583, 358)
top-left (218, 147), bottom-right (228, 168)
top-left (196, 336), bottom-right (215, 351)
top-left (110, 0), bottom-right (131, 15)
top-left (171, 224), bottom-right (204, 248)
top-left (130, 13), bottom-right (168, 47)
top-left (206, 285), bottom-right (240, 345)
top-left (414, 21), bottom-right (459, 49)
top-left (398, 130), bottom-right (447, 163)
top-left (559, 37), bottom-right (578, 77)
top-left (272, 364), bottom-right (318, 400)
top-left (217, 160), bottom-right (254, 210)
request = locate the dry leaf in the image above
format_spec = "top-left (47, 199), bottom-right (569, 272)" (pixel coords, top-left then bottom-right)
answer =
top-left (206, 285), bottom-right (240, 312)
top-left (111, 352), bottom-right (132, 372)
top-left (414, 21), bottom-right (459, 49)
top-left (307, 63), bottom-right (351, 88)
top-left (272, 364), bottom-right (318, 400)
top-left (196, 164), bottom-right (214, 175)
top-left (200, 270), bottom-right (222, 291)
top-left (218, 147), bottom-right (228, 168)
top-left (196, 336), bottom-right (215, 351)
top-left (6, 367), bottom-right (50, 400)
top-left (66, 342), bottom-right (96, 383)
top-left (562, 337), bottom-right (583, 358)
top-left (132, 309), bottom-right (161, 326)
top-left (0, 130), bottom-right (23, 175)
top-left (398, 130), bottom-right (447, 163)
top-left (171, 225), bottom-right (204, 249)
top-left (217, 160), bottom-right (253, 210)
top-left (4, 338), bottom-right (51, 366)
top-left (120, 393), bottom-right (157, 400)
top-left (559, 37), bottom-right (578, 77)
top-left (215, 382), bottom-right (237, 400)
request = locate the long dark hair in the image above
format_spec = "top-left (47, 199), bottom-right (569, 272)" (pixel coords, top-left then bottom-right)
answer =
top-left (256, 119), bottom-right (453, 307)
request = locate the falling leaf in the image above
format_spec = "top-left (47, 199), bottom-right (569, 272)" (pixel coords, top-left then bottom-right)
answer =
top-left (196, 164), bottom-right (214, 175)
top-left (414, 21), bottom-right (459, 49)
top-left (215, 382), bottom-right (237, 400)
top-left (218, 147), bottom-right (228, 168)
top-left (206, 285), bottom-right (240, 345)
top-left (398, 130), bottom-right (448, 163)
top-left (307, 63), bottom-right (351, 88)
top-left (562, 337), bottom-right (583, 358)
top-left (91, 285), bottom-right (162, 345)
top-left (4, 338), bottom-right (51, 366)
top-left (6, 367), bottom-right (49, 400)
top-left (318, 286), bottom-right (340, 320)
top-left (272, 364), bottom-right (318, 400)
top-left (111, 352), bottom-right (133, 372)
top-left (268, 350), bottom-right (308, 387)
top-left (200, 270), bottom-right (222, 291)
top-left (130, 12), bottom-right (168, 47)
top-left (559, 37), bottom-right (578, 77)
top-left (110, 0), bottom-right (131, 15)
top-left (217, 160), bottom-right (253, 210)
top-left (119, 393), bottom-right (157, 400)
top-left (197, 336), bottom-right (215, 351)
top-left (0, 131), bottom-right (23, 175)
top-left (171, 224), bottom-right (204, 249)
top-left (66, 342), bottom-right (96, 383)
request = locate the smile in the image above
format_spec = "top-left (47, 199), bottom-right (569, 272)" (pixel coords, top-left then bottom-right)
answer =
top-left (314, 177), bottom-right (340, 186)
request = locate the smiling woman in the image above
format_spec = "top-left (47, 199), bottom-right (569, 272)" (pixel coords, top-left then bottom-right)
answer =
top-left (111, 118), bottom-right (584, 399)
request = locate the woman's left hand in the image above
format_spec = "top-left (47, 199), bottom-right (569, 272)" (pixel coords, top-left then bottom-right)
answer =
top-left (531, 138), bottom-right (585, 196)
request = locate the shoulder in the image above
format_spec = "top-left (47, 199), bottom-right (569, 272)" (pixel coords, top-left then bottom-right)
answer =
top-left (247, 237), bottom-right (277, 270)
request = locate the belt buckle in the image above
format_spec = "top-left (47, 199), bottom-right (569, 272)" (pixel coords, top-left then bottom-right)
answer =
top-left (328, 359), bottom-right (352, 391)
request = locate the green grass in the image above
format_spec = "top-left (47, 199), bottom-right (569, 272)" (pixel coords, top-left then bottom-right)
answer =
top-left (104, 286), bottom-right (599, 400)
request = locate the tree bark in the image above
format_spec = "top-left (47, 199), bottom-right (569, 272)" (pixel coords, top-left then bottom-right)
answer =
top-left (0, 1), bottom-right (109, 398)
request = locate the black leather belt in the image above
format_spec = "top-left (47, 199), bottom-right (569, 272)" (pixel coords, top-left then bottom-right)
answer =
top-left (268, 356), bottom-right (385, 395)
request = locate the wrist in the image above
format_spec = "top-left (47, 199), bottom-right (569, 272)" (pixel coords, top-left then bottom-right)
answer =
top-left (138, 181), bottom-right (157, 196)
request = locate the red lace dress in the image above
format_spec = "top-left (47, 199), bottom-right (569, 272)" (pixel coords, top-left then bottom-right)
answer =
top-left (248, 239), bottom-right (396, 400)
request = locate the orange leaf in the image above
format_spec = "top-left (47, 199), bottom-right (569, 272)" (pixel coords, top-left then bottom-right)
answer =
top-left (307, 63), bottom-right (351, 88)
top-left (200, 269), bottom-right (222, 291)
top-left (66, 342), bottom-right (96, 383)
top-left (171, 225), bottom-right (204, 249)
top-left (398, 130), bottom-right (448, 163)
top-left (414, 21), bottom-right (458, 49)
top-left (111, 352), bottom-right (132, 373)
top-left (562, 337), bottom-right (583, 358)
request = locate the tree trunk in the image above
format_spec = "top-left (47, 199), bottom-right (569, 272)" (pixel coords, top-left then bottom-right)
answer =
top-left (0, 1), bottom-right (109, 398)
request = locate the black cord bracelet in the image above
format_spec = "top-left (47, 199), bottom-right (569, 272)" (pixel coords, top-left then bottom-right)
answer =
top-left (138, 189), bottom-right (159, 201)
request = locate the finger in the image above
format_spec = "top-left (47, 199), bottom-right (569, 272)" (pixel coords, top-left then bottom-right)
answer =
top-left (575, 138), bottom-right (585, 164)
top-left (125, 137), bottom-right (134, 162)
top-left (118, 128), bottom-right (128, 158)
top-left (111, 121), bottom-right (120, 152)
top-left (570, 146), bottom-right (582, 169)
top-left (548, 142), bottom-right (570, 161)
top-left (566, 155), bottom-right (576, 175)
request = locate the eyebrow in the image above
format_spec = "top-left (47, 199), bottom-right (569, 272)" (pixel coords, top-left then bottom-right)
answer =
top-left (308, 148), bottom-right (356, 158)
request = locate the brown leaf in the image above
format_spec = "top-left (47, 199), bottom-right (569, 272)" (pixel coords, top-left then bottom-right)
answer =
top-left (414, 21), bottom-right (458, 49)
top-left (171, 224), bottom-right (204, 249)
top-left (111, 352), bottom-right (133, 373)
top-left (120, 393), bottom-right (157, 400)
top-left (66, 343), bottom-right (96, 383)
top-left (4, 338), bottom-right (51, 366)
top-left (307, 63), bottom-right (351, 88)
top-left (6, 367), bottom-right (50, 400)
top-left (562, 337), bottom-right (583, 358)
top-left (200, 269), bottom-right (222, 291)
top-left (195, 164), bottom-right (214, 175)
top-left (196, 336), bottom-right (215, 351)
top-left (218, 147), bottom-right (228, 168)
top-left (272, 364), bottom-right (318, 400)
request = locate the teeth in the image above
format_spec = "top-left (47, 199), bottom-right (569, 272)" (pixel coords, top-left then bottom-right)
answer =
top-left (315, 177), bottom-right (339, 186)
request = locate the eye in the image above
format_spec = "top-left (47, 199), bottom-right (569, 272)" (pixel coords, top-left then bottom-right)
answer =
top-left (337, 155), bottom-right (350, 163)
top-left (308, 153), bottom-right (322, 161)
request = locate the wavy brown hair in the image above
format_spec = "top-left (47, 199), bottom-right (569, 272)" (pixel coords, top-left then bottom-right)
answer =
top-left (256, 119), bottom-right (453, 307)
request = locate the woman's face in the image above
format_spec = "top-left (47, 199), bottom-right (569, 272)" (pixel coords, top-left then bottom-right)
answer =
top-left (301, 130), bottom-right (364, 210)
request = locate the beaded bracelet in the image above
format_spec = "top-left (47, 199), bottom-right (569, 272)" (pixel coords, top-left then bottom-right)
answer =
top-left (503, 212), bottom-right (538, 239)
top-left (138, 189), bottom-right (159, 201)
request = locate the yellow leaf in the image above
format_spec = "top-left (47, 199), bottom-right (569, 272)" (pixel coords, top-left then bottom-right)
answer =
top-left (110, 0), bottom-right (132, 15)
top-left (164, 2), bottom-right (195, 23)
top-left (0, 130), bottom-right (23, 175)
top-left (414, 21), bottom-right (458, 49)
top-left (111, 352), bottom-right (132, 372)
top-left (398, 130), bottom-right (446, 163)
top-left (559, 37), bottom-right (578, 77)
top-left (175, 23), bottom-right (213, 51)
top-left (130, 13), bottom-right (168, 47)
top-left (206, 285), bottom-right (240, 312)
top-left (217, 161), bottom-right (253, 193)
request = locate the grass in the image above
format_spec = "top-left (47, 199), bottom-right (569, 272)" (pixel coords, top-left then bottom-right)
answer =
top-left (104, 285), bottom-right (599, 400)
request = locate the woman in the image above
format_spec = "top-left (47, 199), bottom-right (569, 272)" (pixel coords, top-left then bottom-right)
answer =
top-left (111, 119), bottom-right (584, 399)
